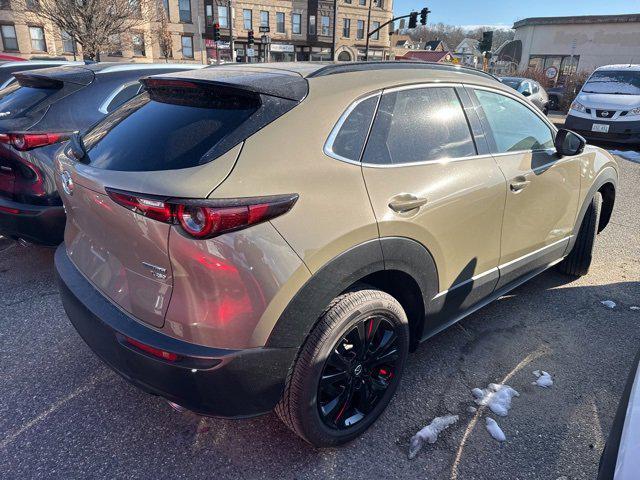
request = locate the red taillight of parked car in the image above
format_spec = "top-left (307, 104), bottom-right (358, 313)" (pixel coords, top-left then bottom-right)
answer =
top-left (0, 132), bottom-right (73, 151)
top-left (106, 188), bottom-right (298, 239)
top-left (124, 336), bottom-right (180, 362)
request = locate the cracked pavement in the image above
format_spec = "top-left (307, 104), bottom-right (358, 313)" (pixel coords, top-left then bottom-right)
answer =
top-left (1, 151), bottom-right (639, 479)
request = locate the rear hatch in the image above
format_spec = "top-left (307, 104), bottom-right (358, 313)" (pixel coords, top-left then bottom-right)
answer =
top-left (0, 66), bottom-right (94, 201)
top-left (57, 68), bottom-right (307, 328)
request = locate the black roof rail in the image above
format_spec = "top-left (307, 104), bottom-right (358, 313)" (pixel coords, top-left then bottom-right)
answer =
top-left (307, 61), bottom-right (501, 82)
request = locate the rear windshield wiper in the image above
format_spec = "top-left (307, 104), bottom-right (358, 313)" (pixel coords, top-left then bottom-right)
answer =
top-left (65, 132), bottom-right (88, 163)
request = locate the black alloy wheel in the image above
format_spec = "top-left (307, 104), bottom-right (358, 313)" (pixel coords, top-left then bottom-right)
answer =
top-left (317, 314), bottom-right (400, 430)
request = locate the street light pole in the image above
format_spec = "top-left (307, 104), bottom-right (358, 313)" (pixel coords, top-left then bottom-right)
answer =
top-left (364, 0), bottom-right (373, 61)
top-left (331, 0), bottom-right (338, 60)
top-left (227, 0), bottom-right (235, 62)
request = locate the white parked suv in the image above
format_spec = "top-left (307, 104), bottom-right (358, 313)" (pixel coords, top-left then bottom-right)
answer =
top-left (565, 64), bottom-right (640, 145)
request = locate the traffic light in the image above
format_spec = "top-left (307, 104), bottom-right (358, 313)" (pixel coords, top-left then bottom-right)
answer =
top-left (420, 8), bottom-right (429, 26)
top-left (213, 23), bottom-right (220, 42)
top-left (247, 29), bottom-right (255, 46)
top-left (479, 30), bottom-right (493, 53)
top-left (408, 12), bottom-right (417, 29)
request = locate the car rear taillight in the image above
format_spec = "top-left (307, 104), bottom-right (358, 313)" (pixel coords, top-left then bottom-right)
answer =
top-left (105, 188), bottom-right (298, 239)
top-left (0, 132), bottom-right (73, 151)
top-left (124, 337), bottom-right (180, 362)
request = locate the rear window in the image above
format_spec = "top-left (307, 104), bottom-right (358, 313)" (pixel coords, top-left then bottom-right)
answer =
top-left (0, 83), bottom-right (58, 123)
top-left (83, 89), bottom-right (261, 172)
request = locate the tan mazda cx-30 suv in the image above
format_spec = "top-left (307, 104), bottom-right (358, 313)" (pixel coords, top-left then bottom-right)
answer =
top-left (54, 62), bottom-right (618, 447)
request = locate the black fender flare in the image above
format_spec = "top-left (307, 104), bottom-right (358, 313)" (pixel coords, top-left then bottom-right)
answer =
top-left (266, 237), bottom-right (438, 348)
top-left (566, 167), bottom-right (618, 254)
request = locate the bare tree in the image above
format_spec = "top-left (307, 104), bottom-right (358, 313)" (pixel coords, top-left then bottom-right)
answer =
top-left (155, 5), bottom-right (173, 62)
top-left (14, 0), bottom-right (155, 61)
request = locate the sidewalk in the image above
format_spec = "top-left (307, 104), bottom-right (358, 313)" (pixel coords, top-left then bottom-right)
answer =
top-left (548, 110), bottom-right (566, 128)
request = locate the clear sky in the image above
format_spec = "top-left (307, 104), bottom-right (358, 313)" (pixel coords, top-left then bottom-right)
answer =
top-left (393, 0), bottom-right (640, 28)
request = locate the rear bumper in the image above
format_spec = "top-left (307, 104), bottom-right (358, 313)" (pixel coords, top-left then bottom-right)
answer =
top-left (55, 245), bottom-right (296, 418)
top-left (565, 114), bottom-right (640, 144)
top-left (0, 197), bottom-right (65, 245)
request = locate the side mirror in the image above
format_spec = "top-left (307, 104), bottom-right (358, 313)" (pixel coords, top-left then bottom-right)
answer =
top-left (522, 90), bottom-right (532, 97)
top-left (555, 129), bottom-right (586, 156)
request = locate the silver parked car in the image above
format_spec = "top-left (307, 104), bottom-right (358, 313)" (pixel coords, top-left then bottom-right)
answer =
top-left (500, 76), bottom-right (550, 114)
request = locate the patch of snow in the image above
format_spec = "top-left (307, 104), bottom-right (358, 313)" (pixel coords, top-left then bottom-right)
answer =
top-left (408, 415), bottom-right (459, 459)
top-left (630, 306), bottom-right (640, 311)
top-left (533, 370), bottom-right (553, 388)
top-left (472, 383), bottom-right (520, 416)
top-left (608, 150), bottom-right (640, 164)
top-left (467, 406), bottom-right (477, 414)
top-left (486, 417), bottom-right (506, 442)
top-left (601, 300), bottom-right (617, 309)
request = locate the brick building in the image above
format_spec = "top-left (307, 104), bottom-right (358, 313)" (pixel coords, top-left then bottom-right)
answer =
top-left (0, 0), bottom-right (393, 63)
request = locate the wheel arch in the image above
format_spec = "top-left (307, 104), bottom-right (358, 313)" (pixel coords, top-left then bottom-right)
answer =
top-left (566, 166), bottom-right (617, 254)
top-left (266, 237), bottom-right (438, 351)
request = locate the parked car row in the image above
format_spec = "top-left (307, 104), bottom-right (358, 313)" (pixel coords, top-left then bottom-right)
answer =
top-left (0, 61), bottom-right (618, 447)
top-left (0, 61), bottom-right (204, 245)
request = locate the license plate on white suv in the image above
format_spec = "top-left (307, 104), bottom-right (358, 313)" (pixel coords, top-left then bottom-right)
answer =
top-left (592, 123), bottom-right (610, 133)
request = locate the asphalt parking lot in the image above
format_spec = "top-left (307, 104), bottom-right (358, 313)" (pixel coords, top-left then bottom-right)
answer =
top-left (1, 149), bottom-right (639, 480)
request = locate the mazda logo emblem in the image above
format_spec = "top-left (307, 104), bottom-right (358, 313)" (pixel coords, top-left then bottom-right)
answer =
top-left (60, 171), bottom-right (74, 196)
top-left (602, 111), bottom-right (609, 117)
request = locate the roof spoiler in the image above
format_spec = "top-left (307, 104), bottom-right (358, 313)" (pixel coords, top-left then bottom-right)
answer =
top-left (14, 72), bottom-right (64, 89)
top-left (14, 66), bottom-right (95, 89)
top-left (141, 73), bottom-right (308, 102)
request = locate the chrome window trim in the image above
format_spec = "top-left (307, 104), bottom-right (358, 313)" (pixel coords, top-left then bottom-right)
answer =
top-left (0, 76), bottom-right (15, 90)
top-left (98, 81), bottom-right (143, 114)
top-left (323, 90), bottom-right (381, 165)
top-left (324, 81), bottom-right (559, 170)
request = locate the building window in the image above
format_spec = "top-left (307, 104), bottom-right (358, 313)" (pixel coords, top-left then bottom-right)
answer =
top-left (292, 13), bottom-right (301, 34)
top-left (162, 0), bottom-right (169, 13)
top-left (373, 0), bottom-right (383, 7)
top-left (178, 0), bottom-right (191, 22)
top-left (371, 21), bottom-right (379, 40)
top-left (356, 20), bottom-right (364, 40)
top-left (276, 12), bottom-right (285, 33)
top-left (243, 9), bottom-right (252, 30)
top-left (132, 33), bottom-right (145, 56)
top-left (29, 26), bottom-right (46, 51)
top-left (344, 0), bottom-right (352, 3)
top-left (343, 18), bottom-right (350, 38)
top-left (217, 6), bottom-right (228, 28)
top-left (205, 4), bottom-right (213, 26)
top-left (0, 0), bottom-right (9, 9)
top-left (321, 15), bottom-right (330, 36)
top-left (61, 31), bottom-right (75, 53)
top-left (260, 11), bottom-right (269, 28)
top-left (309, 15), bottom-right (316, 35)
top-left (359, 0), bottom-right (366, 5)
top-left (26, 0), bottom-right (40, 10)
top-left (181, 35), bottom-right (193, 58)
top-left (1, 25), bottom-right (18, 51)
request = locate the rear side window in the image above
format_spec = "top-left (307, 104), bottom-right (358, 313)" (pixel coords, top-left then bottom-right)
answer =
top-left (0, 84), bottom-right (57, 121)
top-left (101, 82), bottom-right (143, 114)
top-left (362, 87), bottom-right (476, 165)
top-left (83, 89), bottom-right (262, 171)
top-left (326, 95), bottom-right (378, 162)
top-left (473, 89), bottom-right (554, 153)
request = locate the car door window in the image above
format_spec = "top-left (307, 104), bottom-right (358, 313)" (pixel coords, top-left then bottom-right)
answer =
top-left (473, 89), bottom-right (554, 153)
top-left (326, 95), bottom-right (378, 162)
top-left (362, 87), bottom-right (476, 165)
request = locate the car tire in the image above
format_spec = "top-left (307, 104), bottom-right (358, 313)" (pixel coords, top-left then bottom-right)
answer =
top-left (275, 288), bottom-right (409, 447)
top-left (557, 192), bottom-right (602, 277)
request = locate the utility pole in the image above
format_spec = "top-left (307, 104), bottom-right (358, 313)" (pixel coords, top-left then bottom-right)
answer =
top-left (364, 0), bottom-right (373, 61)
top-left (331, 0), bottom-right (338, 60)
top-left (227, 0), bottom-right (235, 62)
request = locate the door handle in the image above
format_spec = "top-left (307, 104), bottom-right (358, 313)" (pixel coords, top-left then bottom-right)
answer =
top-left (388, 194), bottom-right (428, 213)
top-left (510, 179), bottom-right (530, 193)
